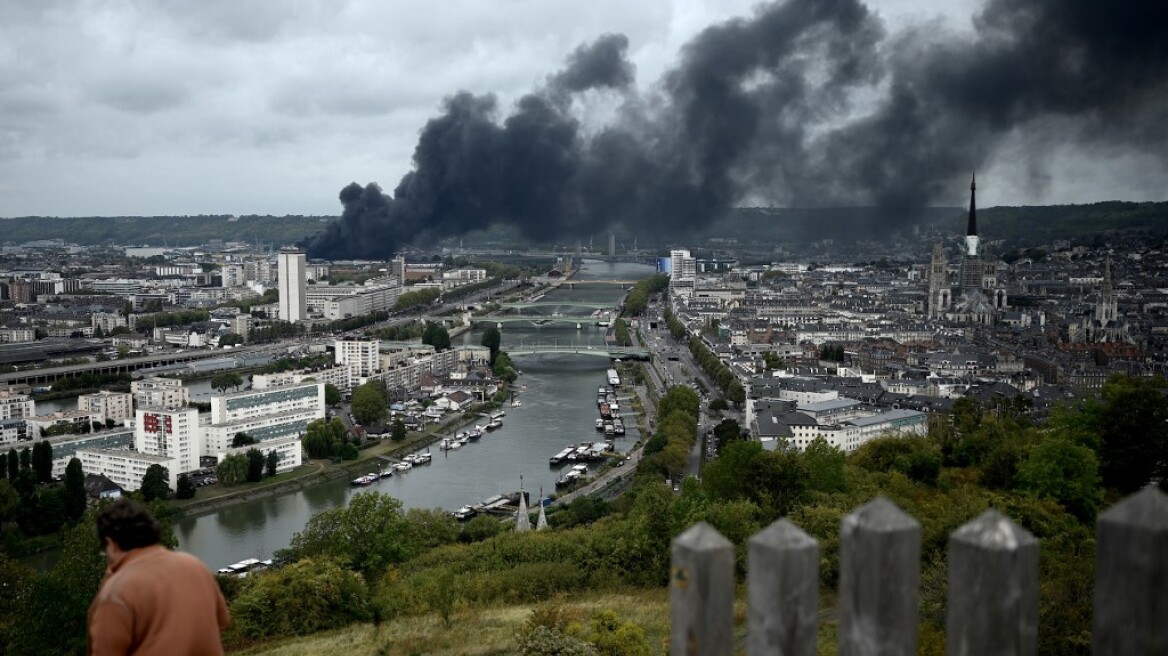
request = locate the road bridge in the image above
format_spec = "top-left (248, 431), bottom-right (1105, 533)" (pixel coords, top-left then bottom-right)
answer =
top-left (470, 316), bottom-right (598, 326)
top-left (497, 301), bottom-right (616, 311)
top-left (506, 344), bottom-right (650, 360)
top-left (0, 348), bottom-right (250, 386)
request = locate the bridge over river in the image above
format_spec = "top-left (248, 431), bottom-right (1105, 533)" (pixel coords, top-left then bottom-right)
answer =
top-left (505, 343), bottom-right (650, 359)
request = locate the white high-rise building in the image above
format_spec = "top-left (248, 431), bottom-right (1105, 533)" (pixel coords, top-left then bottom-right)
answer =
top-left (277, 250), bottom-right (307, 322)
top-left (335, 339), bottom-right (382, 379)
top-left (135, 407), bottom-right (201, 475)
top-left (669, 249), bottom-right (697, 297)
top-left (131, 377), bottom-right (189, 410)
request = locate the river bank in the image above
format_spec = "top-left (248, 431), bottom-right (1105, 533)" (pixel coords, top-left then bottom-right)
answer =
top-left (171, 399), bottom-right (505, 518)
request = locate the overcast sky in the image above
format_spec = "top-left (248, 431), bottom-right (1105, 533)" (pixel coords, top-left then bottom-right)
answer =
top-left (1, 0), bottom-right (1163, 218)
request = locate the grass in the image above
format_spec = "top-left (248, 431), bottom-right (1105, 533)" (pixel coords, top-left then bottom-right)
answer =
top-left (231, 589), bottom-right (673, 656)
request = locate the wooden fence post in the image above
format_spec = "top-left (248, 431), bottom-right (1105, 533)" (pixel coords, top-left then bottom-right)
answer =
top-left (671, 521), bottom-right (734, 656)
top-left (946, 509), bottom-right (1038, 656)
top-left (747, 518), bottom-right (818, 656)
top-left (1094, 485), bottom-right (1168, 655)
top-left (838, 496), bottom-right (920, 656)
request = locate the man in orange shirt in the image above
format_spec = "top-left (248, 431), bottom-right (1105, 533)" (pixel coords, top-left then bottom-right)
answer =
top-left (88, 498), bottom-right (231, 655)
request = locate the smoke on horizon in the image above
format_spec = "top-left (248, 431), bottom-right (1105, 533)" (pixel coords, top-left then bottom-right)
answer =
top-left (304, 0), bottom-right (1168, 259)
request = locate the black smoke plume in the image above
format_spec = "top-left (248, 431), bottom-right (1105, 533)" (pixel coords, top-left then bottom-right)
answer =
top-left (305, 0), bottom-right (1168, 259)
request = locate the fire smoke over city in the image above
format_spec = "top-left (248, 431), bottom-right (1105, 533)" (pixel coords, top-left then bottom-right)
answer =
top-left (304, 0), bottom-right (1168, 259)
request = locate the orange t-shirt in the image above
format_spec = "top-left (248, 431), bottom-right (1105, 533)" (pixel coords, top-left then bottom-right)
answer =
top-left (88, 545), bottom-right (231, 656)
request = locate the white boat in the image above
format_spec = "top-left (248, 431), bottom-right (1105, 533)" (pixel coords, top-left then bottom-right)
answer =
top-left (439, 439), bottom-right (456, 451)
top-left (413, 452), bottom-right (432, 465)
top-left (550, 446), bottom-right (575, 466)
top-left (511, 398), bottom-right (522, 408)
top-left (595, 418), bottom-right (605, 431)
top-left (452, 506), bottom-right (477, 521)
top-left (394, 461), bottom-right (412, 472)
top-left (487, 419), bottom-right (503, 430)
top-left (350, 473), bottom-right (378, 486)
top-left (449, 440), bottom-right (463, 450)
top-left (491, 410), bottom-right (506, 420)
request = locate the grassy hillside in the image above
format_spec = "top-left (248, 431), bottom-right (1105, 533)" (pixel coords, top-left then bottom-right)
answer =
top-left (234, 590), bottom-right (675, 656)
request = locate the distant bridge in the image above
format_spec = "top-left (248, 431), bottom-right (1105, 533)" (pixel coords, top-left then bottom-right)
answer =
top-left (506, 344), bottom-right (650, 360)
top-left (498, 301), bottom-right (616, 311)
top-left (0, 348), bottom-right (252, 386)
top-left (470, 316), bottom-right (599, 326)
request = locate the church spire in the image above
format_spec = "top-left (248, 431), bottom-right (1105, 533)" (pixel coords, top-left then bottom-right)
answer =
top-left (966, 173), bottom-right (977, 237)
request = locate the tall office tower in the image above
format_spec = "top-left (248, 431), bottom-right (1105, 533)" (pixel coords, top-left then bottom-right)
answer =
top-left (277, 249), bottom-right (307, 322)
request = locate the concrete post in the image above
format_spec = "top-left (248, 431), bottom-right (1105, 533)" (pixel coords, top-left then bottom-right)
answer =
top-left (671, 521), bottom-right (734, 656)
top-left (747, 518), bottom-right (818, 656)
top-left (838, 496), bottom-right (920, 656)
top-left (947, 509), bottom-right (1038, 656)
top-left (1094, 485), bottom-right (1168, 655)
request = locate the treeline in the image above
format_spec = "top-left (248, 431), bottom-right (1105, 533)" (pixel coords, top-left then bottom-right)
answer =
top-left (367, 320), bottom-right (424, 341)
top-left (688, 335), bottom-right (745, 406)
top-left (664, 307), bottom-right (686, 340)
top-left (0, 214), bottom-right (327, 246)
top-left (311, 310), bottom-right (390, 334)
top-left (621, 274), bottom-right (668, 316)
top-left (394, 288), bottom-right (441, 312)
top-left (50, 372), bottom-right (131, 394)
top-left (613, 318), bottom-right (632, 347)
top-left (640, 386), bottom-right (700, 481)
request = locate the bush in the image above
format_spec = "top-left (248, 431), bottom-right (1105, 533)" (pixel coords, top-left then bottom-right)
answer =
top-left (230, 558), bottom-right (370, 639)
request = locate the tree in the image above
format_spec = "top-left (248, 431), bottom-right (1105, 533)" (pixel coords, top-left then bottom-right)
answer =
top-left (324, 383), bottom-right (342, 407)
top-left (6, 448), bottom-right (16, 481)
top-left (217, 453), bottom-right (249, 486)
top-left (803, 437), bottom-right (847, 493)
top-left (351, 382), bottom-right (387, 426)
top-left (422, 322), bottom-right (451, 351)
top-left (19, 447), bottom-right (31, 471)
top-left (93, 324), bottom-right (105, 338)
top-left (1018, 437), bottom-right (1103, 521)
top-left (211, 371), bottom-right (244, 394)
top-left (63, 458), bottom-right (87, 519)
top-left (391, 418), bottom-right (407, 441)
top-left (1096, 375), bottom-right (1168, 493)
top-left (265, 450), bottom-right (279, 477)
top-left (281, 492), bottom-right (416, 576)
top-left (116, 344), bottom-right (130, 359)
top-left (139, 464), bottom-right (171, 502)
top-left (32, 440), bottom-right (53, 483)
top-left (231, 432), bottom-right (256, 448)
top-left (175, 473), bottom-right (197, 499)
top-left (245, 448), bottom-right (265, 483)
top-left (481, 325), bottom-right (502, 366)
top-left (219, 332), bottom-right (245, 347)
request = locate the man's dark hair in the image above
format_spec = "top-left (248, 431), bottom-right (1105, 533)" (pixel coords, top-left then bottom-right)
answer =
top-left (96, 498), bottom-right (161, 551)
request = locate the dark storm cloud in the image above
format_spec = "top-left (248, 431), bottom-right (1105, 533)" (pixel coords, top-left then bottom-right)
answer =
top-left (307, 0), bottom-right (1168, 258)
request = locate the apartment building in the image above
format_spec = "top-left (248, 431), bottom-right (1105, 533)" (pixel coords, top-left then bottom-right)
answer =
top-left (78, 390), bottom-right (134, 425)
top-left (131, 377), bottom-right (190, 410)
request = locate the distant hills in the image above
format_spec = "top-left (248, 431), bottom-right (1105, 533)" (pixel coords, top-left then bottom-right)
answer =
top-left (4, 200), bottom-right (1165, 251)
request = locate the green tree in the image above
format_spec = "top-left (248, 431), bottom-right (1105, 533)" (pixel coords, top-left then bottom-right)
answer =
top-left (6, 448), bottom-right (16, 481)
top-left (116, 343), bottom-right (130, 359)
top-left (265, 450), bottom-right (279, 477)
top-left (139, 464), bottom-right (171, 502)
top-left (175, 473), bottom-right (197, 499)
top-left (63, 458), bottom-right (87, 519)
top-left (587, 609), bottom-right (652, 656)
top-left (211, 371), bottom-right (244, 394)
top-left (0, 479), bottom-right (19, 524)
top-left (302, 417), bottom-right (346, 459)
top-left (481, 325), bottom-right (502, 366)
top-left (281, 492), bottom-right (415, 576)
top-left (803, 437), bottom-right (847, 493)
top-left (1096, 375), bottom-right (1168, 493)
top-left (391, 418), bottom-right (407, 441)
top-left (351, 382), bottom-right (387, 426)
top-left (219, 332), bottom-right (245, 347)
top-left (19, 447), bottom-right (31, 471)
top-left (32, 440), bottom-right (53, 483)
top-left (324, 383), bottom-right (342, 406)
top-left (1018, 437), bottom-right (1103, 521)
top-left (230, 557), bottom-right (371, 639)
top-left (245, 448), bottom-right (265, 483)
top-left (231, 432), bottom-right (256, 448)
top-left (217, 453), bottom-right (249, 486)
top-left (422, 322), bottom-right (452, 351)
top-left (493, 351), bottom-right (518, 383)
top-left (702, 440), bottom-right (809, 519)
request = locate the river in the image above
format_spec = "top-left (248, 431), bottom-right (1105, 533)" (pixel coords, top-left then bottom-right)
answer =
top-left (173, 259), bottom-right (655, 569)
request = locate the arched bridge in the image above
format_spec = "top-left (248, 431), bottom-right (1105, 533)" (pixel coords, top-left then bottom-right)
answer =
top-left (506, 344), bottom-right (650, 360)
